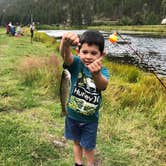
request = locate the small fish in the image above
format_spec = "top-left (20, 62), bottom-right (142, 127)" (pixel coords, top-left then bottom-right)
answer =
top-left (59, 69), bottom-right (71, 116)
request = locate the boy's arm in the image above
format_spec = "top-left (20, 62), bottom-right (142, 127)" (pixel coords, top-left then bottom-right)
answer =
top-left (92, 72), bottom-right (108, 90)
top-left (60, 32), bottom-right (79, 66)
top-left (88, 56), bottom-right (109, 90)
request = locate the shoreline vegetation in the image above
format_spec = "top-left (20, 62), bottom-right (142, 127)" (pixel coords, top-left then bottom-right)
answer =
top-left (0, 27), bottom-right (166, 165)
top-left (88, 25), bottom-right (166, 37)
top-left (36, 24), bottom-right (166, 37)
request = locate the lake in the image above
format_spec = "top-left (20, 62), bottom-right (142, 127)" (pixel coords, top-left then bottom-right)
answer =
top-left (39, 30), bottom-right (166, 75)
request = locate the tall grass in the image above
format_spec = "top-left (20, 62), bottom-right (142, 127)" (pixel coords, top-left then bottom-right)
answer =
top-left (34, 32), bottom-right (56, 45)
top-left (88, 25), bottom-right (166, 37)
top-left (17, 55), bottom-right (61, 97)
top-left (88, 25), bottom-right (166, 32)
top-left (97, 60), bottom-right (166, 165)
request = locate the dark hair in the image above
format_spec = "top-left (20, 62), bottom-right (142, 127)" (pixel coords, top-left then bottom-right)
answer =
top-left (79, 30), bottom-right (104, 53)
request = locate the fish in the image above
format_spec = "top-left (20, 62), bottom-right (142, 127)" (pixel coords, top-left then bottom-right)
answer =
top-left (59, 69), bottom-right (71, 116)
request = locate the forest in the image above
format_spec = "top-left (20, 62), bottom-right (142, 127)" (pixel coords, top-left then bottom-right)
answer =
top-left (0, 0), bottom-right (166, 26)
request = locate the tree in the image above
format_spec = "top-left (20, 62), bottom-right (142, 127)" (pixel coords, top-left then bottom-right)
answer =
top-left (161, 0), bottom-right (166, 17)
top-left (0, 0), bottom-right (164, 26)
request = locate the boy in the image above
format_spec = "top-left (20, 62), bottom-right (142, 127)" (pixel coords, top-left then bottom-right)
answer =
top-left (60, 30), bottom-right (109, 166)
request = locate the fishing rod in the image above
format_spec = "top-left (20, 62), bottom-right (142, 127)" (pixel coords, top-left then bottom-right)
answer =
top-left (108, 32), bottom-right (166, 92)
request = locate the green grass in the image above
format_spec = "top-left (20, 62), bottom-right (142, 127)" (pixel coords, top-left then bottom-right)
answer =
top-left (91, 25), bottom-right (166, 32)
top-left (88, 25), bottom-right (166, 37)
top-left (0, 27), bottom-right (166, 166)
top-left (36, 24), bottom-right (166, 37)
top-left (99, 60), bottom-right (166, 165)
top-left (0, 28), bottom-right (72, 165)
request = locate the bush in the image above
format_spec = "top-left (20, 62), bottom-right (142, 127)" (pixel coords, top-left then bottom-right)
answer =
top-left (133, 12), bottom-right (144, 25)
top-left (119, 16), bottom-right (133, 25)
top-left (34, 32), bottom-right (57, 46)
top-left (145, 12), bottom-right (160, 25)
top-left (127, 68), bottom-right (140, 83)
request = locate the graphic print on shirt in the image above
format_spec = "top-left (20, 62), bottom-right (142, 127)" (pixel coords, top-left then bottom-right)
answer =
top-left (68, 72), bottom-right (101, 116)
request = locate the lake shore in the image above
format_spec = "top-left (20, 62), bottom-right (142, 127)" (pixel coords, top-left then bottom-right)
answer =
top-left (88, 25), bottom-right (166, 37)
top-left (36, 24), bottom-right (166, 37)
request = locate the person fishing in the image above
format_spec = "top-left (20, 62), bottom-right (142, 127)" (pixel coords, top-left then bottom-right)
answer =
top-left (30, 22), bottom-right (35, 43)
top-left (60, 30), bottom-right (110, 166)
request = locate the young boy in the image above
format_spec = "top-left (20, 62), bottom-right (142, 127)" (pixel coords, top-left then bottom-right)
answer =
top-left (60, 30), bottom-right (109, 166)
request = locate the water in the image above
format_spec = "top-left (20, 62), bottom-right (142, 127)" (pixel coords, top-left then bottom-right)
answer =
top-left (40, 30), bottom-right (166, 75)
top-left (105, 35), bottom-right (166, 75)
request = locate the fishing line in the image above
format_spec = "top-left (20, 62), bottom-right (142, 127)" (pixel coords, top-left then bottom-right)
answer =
top-left (109, 32), bottom-right (166, 92)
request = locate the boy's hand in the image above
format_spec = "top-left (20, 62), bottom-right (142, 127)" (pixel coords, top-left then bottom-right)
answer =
top-left (87, 56), bottom-right (103, 76)
top-left (87, 56), bottom-right (108, 90)
top-left (61, 32), bottom-right (80, 47)
top-left (60, 32), bottom-right (79, 65)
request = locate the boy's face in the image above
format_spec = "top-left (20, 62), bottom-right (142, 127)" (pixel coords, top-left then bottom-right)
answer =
top-left (77, 43), bottom-right (104, 66)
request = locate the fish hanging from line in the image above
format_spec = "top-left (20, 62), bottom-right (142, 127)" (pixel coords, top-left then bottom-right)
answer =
top-left (59, 69), bottom-right (71, 116)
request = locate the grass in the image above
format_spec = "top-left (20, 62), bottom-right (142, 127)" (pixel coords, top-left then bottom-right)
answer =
top-left (88, 25), bottom-right (166, 37)
top-left (36, 24), bottom-right (166, 37)
top-left (98, 60), bottom-right (166, 165)
top-left (89, 25), bottom-right (166, 32)
top-left (0, 27), bottom-right (166, 166)
top-left (0, 28), bottom-right (71, 165)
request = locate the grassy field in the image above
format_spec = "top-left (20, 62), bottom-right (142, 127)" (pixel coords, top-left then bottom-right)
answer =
top-left (0, 28), bottom-right (166, 166)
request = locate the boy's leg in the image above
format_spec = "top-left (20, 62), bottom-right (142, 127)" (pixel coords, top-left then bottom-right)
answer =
top-left (65, 117), bottom-right (83, 165)
top-left (73, 141), bottom-right (83, 165)
top-left (84, 149), bottom-right (95, 166)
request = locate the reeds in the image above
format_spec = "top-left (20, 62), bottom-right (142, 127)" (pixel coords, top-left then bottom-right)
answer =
top-left (98, 60), bottom-right (166, 165)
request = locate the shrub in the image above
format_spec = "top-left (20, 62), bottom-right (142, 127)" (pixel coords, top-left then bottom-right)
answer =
top-left (119, 16), bottom-right (133, 25)
top-left (145, 12), bottom-right (160, 25)
top-left (34, 32), bottom-right (57, 46)
top-left (127, 68), bottom-right (140, 83)
top-left (133, 12), bottom-right (144, 25)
